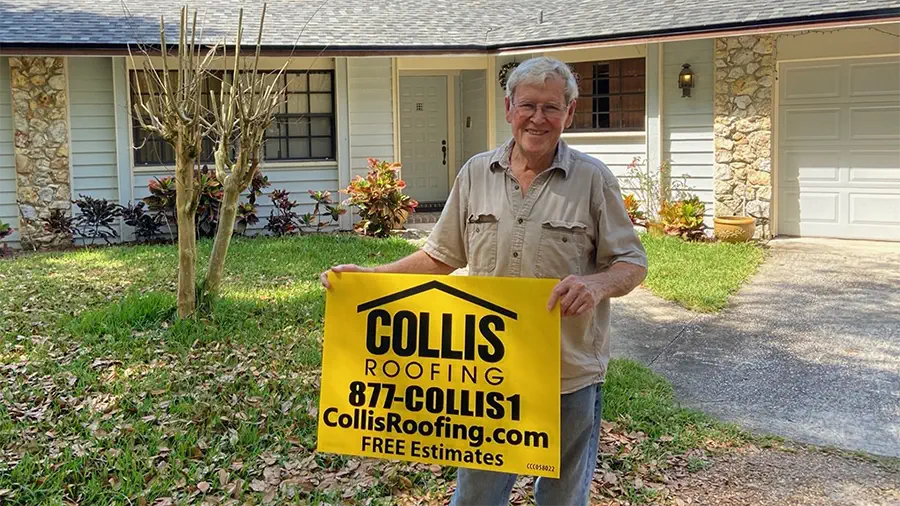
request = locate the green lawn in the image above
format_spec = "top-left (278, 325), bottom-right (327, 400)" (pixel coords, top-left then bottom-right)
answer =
top-left (0, 235), bottom-right (751, 505)
top-left (640, 234), bottom-right (766, 312)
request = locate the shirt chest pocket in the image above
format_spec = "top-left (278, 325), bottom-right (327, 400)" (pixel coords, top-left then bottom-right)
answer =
top-left (535, 220), bottom-right (588, 279)
top-left (466, 213), bottom-right (499, 275)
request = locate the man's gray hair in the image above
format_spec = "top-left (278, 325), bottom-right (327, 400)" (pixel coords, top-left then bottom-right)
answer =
top-left (505, 57), bottom-right (579, 104)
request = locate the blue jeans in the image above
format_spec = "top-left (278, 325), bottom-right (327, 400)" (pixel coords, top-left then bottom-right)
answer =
top-left (450, 383), bottom-right (603, 506)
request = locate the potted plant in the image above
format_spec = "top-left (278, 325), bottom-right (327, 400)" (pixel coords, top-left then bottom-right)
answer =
top-left (714, 215), bottom-right (756, 242)
top-left (714, 187), bottom-right (755, 242)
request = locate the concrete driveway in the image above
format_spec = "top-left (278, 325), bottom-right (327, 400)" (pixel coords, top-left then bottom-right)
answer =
top-left (611, 238), bottom-right (900, 458)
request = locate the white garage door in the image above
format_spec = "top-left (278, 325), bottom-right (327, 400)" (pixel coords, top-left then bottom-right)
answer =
top-left (778, 56), bottom-right (900, 241)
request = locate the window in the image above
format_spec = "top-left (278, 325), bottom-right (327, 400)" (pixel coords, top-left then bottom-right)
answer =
top-left (130, 70), bottom-right (336, 165)
top-left (130, 70), bottom-right (178, 165)
top-left (264, 71), bottom-right (335, 161)
top-left (570, 58), bottom-right (645, 131)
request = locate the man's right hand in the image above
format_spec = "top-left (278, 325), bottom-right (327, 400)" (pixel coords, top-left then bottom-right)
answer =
top-left (320, 264), bottom-right (375, 289)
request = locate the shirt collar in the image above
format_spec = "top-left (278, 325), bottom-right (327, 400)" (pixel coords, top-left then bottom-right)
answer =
top-left (489, 138), bottom-right (572, 178)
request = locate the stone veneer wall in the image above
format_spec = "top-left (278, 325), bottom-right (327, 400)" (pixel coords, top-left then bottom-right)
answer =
top-left (9, 57), bottom-right (72, 248)
top-left (714, 35), bottom-right (775, 238)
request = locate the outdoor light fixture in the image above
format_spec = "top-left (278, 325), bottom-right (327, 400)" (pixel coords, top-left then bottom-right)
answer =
top-left (678, 63), bottom-right (695, 98)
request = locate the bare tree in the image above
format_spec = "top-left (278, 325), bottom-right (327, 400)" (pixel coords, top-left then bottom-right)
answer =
top-left (130, 7), bottom-right (218, 318)
top-left (204, 5), bottom-right (285, 298)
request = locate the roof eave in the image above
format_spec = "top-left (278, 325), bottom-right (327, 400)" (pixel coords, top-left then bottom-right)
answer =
top-left (0, 43), bottom-right (491, 57)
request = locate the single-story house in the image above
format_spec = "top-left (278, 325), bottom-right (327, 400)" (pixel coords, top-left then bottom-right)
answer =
top-left (1, 0), bottom-right (899, 248)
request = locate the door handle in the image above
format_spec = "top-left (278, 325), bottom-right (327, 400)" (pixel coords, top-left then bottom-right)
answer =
top-left (442, 140), bottom-right (447, 165)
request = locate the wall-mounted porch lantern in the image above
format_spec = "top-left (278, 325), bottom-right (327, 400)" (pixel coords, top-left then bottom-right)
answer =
top-left (678, 63), bottom-right (695, 98)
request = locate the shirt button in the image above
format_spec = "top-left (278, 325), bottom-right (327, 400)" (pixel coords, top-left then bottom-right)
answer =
top-left (514, 185), bottom-right (520, 190)
top-left (517, 218), bottom-right (523, 224)
top-left (513, 252), bottom-right (519, 258)
top-left (475, 227), bottom-right (480, 233)
top-left (562, 237), bottom-right (568, 243)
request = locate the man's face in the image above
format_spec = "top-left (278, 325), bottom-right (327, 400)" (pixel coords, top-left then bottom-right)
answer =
top-left (505, 77), bottom-right (576, 160)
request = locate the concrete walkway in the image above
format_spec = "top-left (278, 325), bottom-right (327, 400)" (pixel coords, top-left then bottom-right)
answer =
top-left (612, 238), bottom-right (900, 457)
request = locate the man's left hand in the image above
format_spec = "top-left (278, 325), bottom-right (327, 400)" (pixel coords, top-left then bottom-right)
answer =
top-left (547, 275), bottom-right (604, 317)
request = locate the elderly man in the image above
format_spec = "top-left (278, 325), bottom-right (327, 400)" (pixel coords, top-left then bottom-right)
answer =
top-left (321, 56), bottom-right (647, 505)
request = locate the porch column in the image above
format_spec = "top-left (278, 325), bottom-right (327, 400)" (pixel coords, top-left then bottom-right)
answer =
top-left (9, 57), bottom-right (73, 248)
top-left (112, 57), bottom-right (134, 241)
top-left (645, 43), bottom-right (663, 176)
top-left (335, 57), bottom-right (352, 231)
top-left (713, 35), bottom-right (776, 238)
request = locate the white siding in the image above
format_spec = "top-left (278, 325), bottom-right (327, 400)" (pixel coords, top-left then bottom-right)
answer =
top-left (69, 57), bottom-right (121, 244)
top-left (0, 57), bottom-right (19, 246)
top-left (460, 69), bottom-right (488, 163)
top-left (663, 39), bottom-right (715, 212)
top-left (132, 167), bottom-right (339, 235)
top-left (69, 57), bottom-right (118, 204)
top-left (348, 57), bottom-right (394, 180)
top-left (564, 134), bottom-right (647, 181)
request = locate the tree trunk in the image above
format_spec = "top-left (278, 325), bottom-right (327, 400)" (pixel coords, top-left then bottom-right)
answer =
top-left (204, 180), bottom-right (240, 298)
top-left (175, 154), bottom-right (197, 318)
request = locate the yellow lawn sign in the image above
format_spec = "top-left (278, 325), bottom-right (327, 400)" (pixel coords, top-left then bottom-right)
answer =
top-left (317, 272), bottom-right (561, 478)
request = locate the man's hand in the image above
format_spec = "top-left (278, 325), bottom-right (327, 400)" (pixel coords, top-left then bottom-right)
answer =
top-left (547, 275), bottom-right (603, 317)
top-left (547, 263), bottom-right (647, 317)
top-left (320, 264), bottom-right (374, 289)
top-left (321, 251), bottom-right (458, 289)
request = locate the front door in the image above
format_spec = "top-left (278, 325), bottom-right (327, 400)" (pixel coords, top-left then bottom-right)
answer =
top-left (400, 76), bottom-right (449, 204)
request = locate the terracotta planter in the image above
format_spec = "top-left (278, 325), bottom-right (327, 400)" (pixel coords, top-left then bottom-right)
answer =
top-left (714, 216), bottom-right (756, 243)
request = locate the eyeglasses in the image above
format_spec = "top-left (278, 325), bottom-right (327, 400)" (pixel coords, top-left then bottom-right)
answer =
top-left (512, 100), bottom-right (568, 120)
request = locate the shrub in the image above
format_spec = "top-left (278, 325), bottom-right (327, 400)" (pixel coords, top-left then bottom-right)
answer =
top-left (234, 202), bottom-right (259, 236)
top-left (122, 201), bottom-right (163, 242)
top-left (142, 166), bottom-right (230, 239)
top-left (0, 220), bottom-right (12, 241)
top-left (42, 208), bottom-right (74, 236)
top-left (659, 196), bottom-right (707, 241)
top-left (621, 157), bottom-right (692, 224)
top-left (264, 189), bottom-right (301, 237)
top-left (299, 190), bottom-right (346, 233)
top-left (0, 219), bottom-right (13, 254)
top-left (263, 188), bottom-right (345, 236)
top-left (143, 176), bottom-right (177, 237)
top-left (623, 194), bottom-right (646, 228)
top-left (342, 158), bottom-right (418, 238)
top-left (72, 194), bottom-right (123, 245)
top-left (249, 172), bottom-right (271, 207)
top-left (234, 172), bottom-right (271, 236)
top-left (195, 167), bottom-right (223, 238)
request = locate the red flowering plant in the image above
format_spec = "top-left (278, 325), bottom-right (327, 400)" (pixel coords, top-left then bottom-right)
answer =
top-left (342, 158), bottom-right (418, 238)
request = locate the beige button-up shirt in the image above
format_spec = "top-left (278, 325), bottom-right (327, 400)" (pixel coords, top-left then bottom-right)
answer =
top-left (423, 138), bottom-right (648, 394)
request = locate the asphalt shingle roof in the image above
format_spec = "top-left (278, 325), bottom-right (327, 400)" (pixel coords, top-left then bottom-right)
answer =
top-left (494, 0), bottom-right (900, 48)
top-left (0, 0), bottom-right (898, 50)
